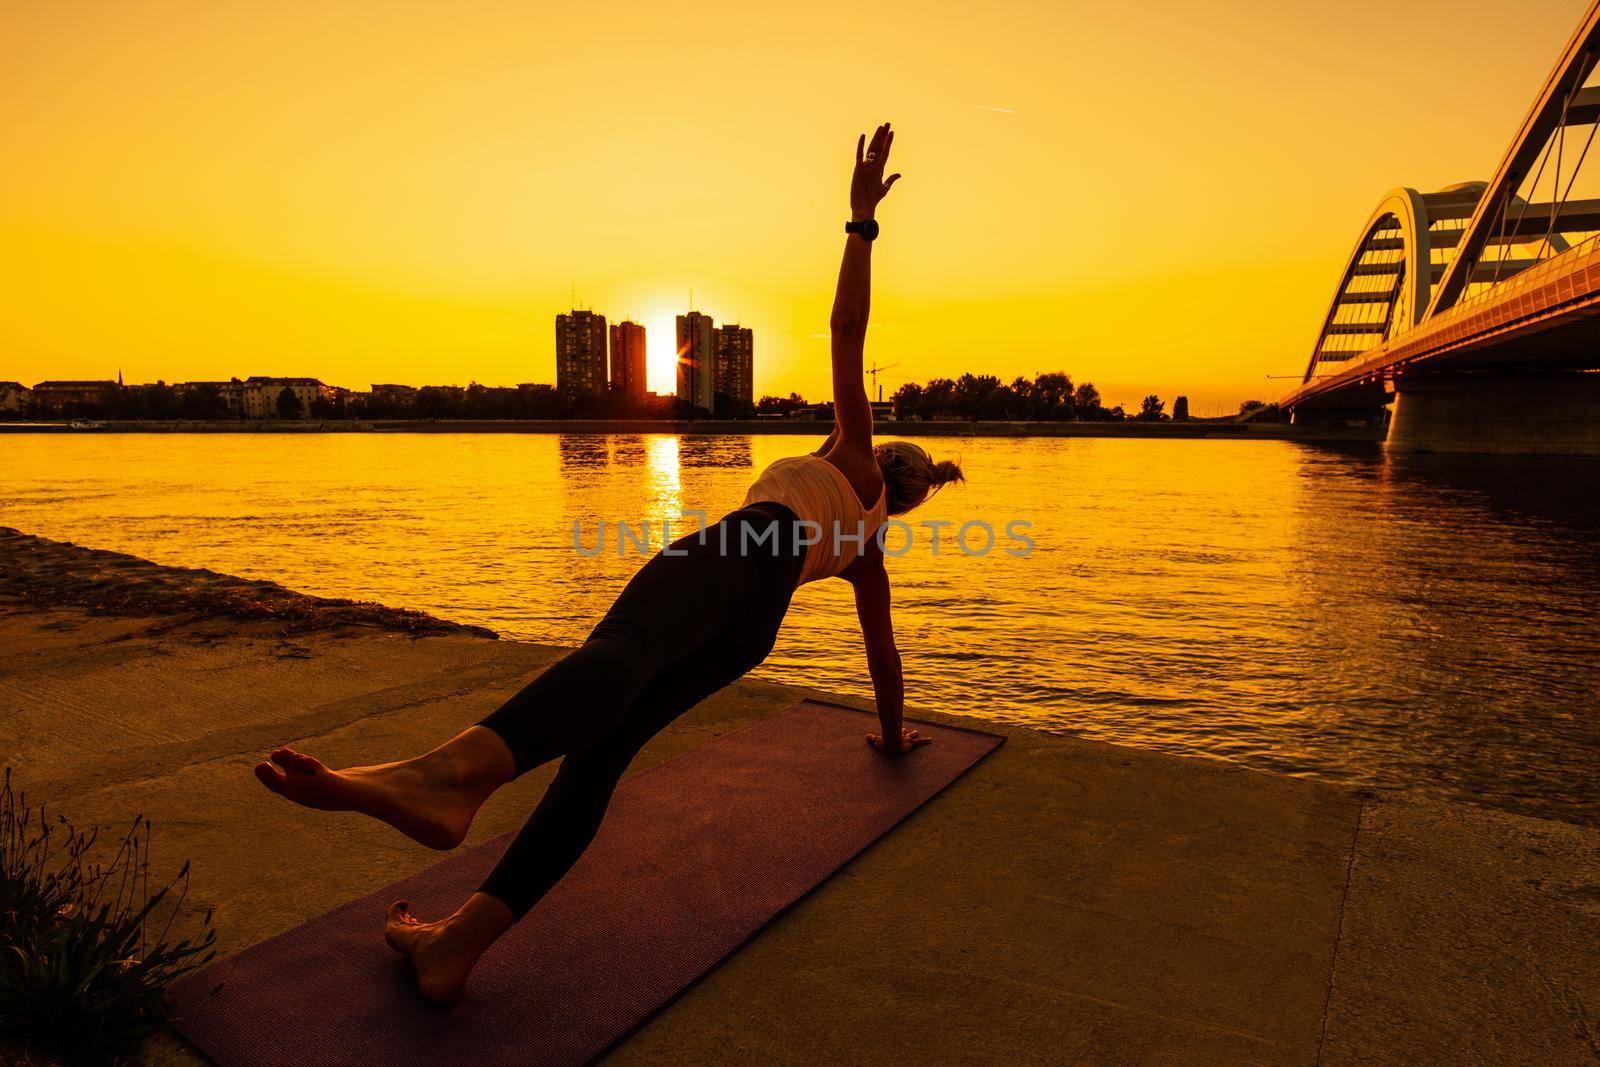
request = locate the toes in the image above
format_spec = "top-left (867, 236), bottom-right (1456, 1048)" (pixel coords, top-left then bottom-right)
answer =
top-left (271, 748), bottom-right (323, 775)
top-left (254, 761), bottom-right (286, 794)
top-left (384, 902), bottom-right (411, 952)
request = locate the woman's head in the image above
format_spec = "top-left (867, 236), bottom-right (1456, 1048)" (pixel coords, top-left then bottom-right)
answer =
top-left (873, 441), bottom-right (964, 515)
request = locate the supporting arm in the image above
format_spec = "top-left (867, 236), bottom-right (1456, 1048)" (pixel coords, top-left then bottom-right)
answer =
top-left (846, 545), bottom-right (930, 756)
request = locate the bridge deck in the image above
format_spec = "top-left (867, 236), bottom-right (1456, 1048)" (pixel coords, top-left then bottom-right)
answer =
top-left (1287, 236), bottom-right (1600, 409)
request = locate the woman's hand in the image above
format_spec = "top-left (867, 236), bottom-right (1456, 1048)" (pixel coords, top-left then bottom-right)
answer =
top-left (867, 727), bottom-right (933, 755)
top-left (850, 122), bottom-right (902, 222)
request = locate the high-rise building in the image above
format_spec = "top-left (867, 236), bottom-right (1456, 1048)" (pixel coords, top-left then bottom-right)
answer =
top-left (675, 311), bottom-right (717, 412)
top-left (714, 324), bottom-right (754, 406)
top-left (555, 310), bottom-right (608, 395)
top-left (608, 321), bottom-right (647, 402)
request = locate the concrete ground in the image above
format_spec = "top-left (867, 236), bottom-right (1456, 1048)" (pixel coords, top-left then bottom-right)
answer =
top-left (4, 603), bottom-right (1598, 1065)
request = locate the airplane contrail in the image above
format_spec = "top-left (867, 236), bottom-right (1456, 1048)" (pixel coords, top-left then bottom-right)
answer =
top-left (971, 104), bottom-right (1018, 114)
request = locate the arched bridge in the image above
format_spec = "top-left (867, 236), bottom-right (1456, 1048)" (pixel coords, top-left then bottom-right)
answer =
top-left (1283, 1), bottom-right (1600, 452)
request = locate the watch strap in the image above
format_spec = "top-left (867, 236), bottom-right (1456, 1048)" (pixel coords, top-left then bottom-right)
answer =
top-left (845, 218), bottom-right (879, 241)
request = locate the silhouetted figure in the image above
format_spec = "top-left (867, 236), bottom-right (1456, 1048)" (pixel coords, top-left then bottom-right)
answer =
top-left (255, 124), bottom-right (964, 1004)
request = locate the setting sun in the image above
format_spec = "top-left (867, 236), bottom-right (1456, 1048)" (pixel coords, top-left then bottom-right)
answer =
top-left (642, 310), bottom-right (679, 396)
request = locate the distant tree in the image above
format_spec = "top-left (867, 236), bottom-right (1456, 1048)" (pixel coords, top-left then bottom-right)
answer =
top-left (1009, 376), bottom-right (1034, 414)
top-left (560, 385), bottom-right (606, 419)
top-left (891, 381), bottom-right (922, 420)
top-left (671, 396), bottom-right (707, 419)
top-left (178, 384), bottom-right (224, 420)
top-left (921, 377), bottom-right (957, 419)
top-left (1172, 396), bottom-right (1189, 421)
top-left (1136, 394), bottom-right (1166, 421)
top-left (275, 387), bottom-right (303, 419)
top-left (461, 383), bottom-right (524, 419)
top-left (755, 391), bottom-right (808, 417)
top-left (712, 391), bottom-right (754, 419)
top-left (980, 384), bottom-right (1023, 420)
top-left (141, 383), bottom-right (178, 418)
top-left (1032, 371), bottom-right (1074, 419)
top-left (308, 397), bottom-right (336, 419)
top-left (1073, 381), bottom-right (1104, 419)
top-left (954, 374), bottom-right (1001, 419)
top-left (105, 383), bottom-right (178, 419)
top-left (1236, 399), bottom-right (1286, 423)
top-left (851, 371), bottom-right (1152, 422)
top-left (519, 384), bottom-right (562, 418)
top-left (414, 386), bottom-right (465, 418)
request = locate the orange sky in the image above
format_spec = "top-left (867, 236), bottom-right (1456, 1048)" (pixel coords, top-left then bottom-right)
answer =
top-left (1, 1), bottom-right (1588, 413)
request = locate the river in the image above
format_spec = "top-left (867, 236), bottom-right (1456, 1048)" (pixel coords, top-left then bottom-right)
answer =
top-left (3, 432), bottom-right (1595, 825)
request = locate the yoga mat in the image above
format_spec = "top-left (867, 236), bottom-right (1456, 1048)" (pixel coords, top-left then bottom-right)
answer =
top-left (170, 699), bottom-right (1002, 1066)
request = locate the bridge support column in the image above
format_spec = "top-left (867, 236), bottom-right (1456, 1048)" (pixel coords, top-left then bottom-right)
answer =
top-left (1386, 372), bottom-right (1600, 455)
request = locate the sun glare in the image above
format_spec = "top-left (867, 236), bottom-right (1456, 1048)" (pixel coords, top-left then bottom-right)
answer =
top-left (643, 311), bottom-right (678, 396)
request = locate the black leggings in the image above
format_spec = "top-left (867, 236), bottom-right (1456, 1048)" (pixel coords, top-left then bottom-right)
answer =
top-left (476, 501), bottom-right (805, 917)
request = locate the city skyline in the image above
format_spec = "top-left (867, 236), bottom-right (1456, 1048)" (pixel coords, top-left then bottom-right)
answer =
top-left (559, 305), bottom-right (756, 411)
top-left (5, 3), bottom-right (1590, 412)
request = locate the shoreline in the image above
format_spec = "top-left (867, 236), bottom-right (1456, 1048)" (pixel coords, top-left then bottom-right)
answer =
top-left (3, 531), bottom-right (1594, 1063)
top-left (0, 418), bottom-right (1385, 442)
top-left (0, 525), bottom-right (494, 639)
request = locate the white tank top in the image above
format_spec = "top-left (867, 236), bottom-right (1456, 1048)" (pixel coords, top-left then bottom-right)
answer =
top-left (743, 455), bottom-right (889, 585)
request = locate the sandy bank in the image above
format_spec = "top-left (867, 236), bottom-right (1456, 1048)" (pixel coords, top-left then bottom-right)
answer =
top-left (1, 533), bottom-right (1595, 1064)
top-left (0, 526), bottom-right (492, 638)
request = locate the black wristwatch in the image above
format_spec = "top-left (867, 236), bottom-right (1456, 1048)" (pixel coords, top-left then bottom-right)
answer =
top-left (845, 218), bottom-right (880, 241)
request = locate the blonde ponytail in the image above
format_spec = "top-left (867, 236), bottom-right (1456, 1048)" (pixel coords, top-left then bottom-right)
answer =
top-left (930, 458), bottom-right (964, 487)
top-left (874, 441), bottom-right (965, 515)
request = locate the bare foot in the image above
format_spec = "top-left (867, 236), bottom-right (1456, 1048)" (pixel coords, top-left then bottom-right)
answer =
top-left (384, 900), bottom-right (499, 1005)
top-left (253, 747), bottom-right (488, 850)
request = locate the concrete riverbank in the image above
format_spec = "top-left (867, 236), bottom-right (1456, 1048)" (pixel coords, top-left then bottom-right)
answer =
top-left (2, 531), bottom-right (1594, 1064)
top-left (0, 418), bottom-right (1386, 443)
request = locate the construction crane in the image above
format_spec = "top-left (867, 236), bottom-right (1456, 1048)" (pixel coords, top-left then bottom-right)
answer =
top-left (866, 361), bottom-right (901, 403)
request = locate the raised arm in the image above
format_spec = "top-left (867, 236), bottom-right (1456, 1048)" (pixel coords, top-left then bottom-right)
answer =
top-left (829, 122), bottom-right (901, 454)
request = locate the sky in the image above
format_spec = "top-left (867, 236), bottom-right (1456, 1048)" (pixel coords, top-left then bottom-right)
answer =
top-left (2, 0), bottom-right (1590, 413)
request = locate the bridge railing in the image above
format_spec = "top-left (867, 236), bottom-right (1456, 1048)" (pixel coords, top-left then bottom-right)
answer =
top-left (1284, 232), bottom-right (1600, 408)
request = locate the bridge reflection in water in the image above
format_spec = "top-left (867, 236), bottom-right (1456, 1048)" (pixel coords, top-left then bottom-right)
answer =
top-left (1285, 1), bottom-right (1600, 454)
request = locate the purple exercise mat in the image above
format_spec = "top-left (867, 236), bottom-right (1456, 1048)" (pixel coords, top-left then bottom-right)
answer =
top-left (170, 700), bottom-right (1002, 1066)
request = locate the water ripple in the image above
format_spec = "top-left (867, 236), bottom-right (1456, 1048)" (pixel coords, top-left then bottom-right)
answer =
top-left (3, 433), bottom-right (1598, 826)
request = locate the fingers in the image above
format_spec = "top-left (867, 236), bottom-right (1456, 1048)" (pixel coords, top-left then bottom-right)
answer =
top-left (883, 173), bottom-right (901, 195)
top-left (856, 133), bottom-right (865, 165)
top-left (864, 123), bottom-right (888, 164)
top-left (880, 128), bottom-right (894, 168)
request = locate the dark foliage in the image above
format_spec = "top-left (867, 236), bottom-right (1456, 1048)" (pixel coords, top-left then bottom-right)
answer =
top-left (890, 370), bottom-right (1122, 421)
top-left (0, 770), bottom-right (216, 1064)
